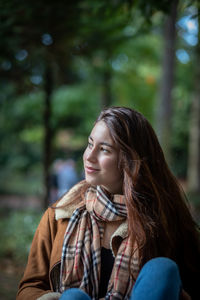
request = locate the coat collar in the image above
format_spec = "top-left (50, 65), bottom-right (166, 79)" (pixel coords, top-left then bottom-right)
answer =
top-left (55, 181), bottom-right (85, 220)
top-left (54, 181), bottom-right (128, 256)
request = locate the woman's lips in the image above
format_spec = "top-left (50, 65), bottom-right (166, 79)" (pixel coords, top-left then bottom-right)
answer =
top-left (85, 166), bottom-right (100, 174)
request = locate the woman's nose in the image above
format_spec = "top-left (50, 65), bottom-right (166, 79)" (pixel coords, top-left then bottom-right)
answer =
top-left (86, 148), bottom-right (97, 162)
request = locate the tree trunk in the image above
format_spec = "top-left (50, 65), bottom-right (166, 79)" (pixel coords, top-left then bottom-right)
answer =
top-left (156, 0), bottom-right (178, 164)
top-left (43, 64), bottom-right (53, 209)
top-left (187, 8), bottom-right (200, 198)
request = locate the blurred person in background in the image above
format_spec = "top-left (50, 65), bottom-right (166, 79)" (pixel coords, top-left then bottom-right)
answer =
top-left (56, 159), bottom-right (79, 198)
top-left (50, 159), bottom-right (79, 204)
top-left (17, 107), bottom-right (200, 300)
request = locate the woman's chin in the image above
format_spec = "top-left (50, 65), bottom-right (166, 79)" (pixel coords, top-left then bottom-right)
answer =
top-left (85, 176), bottom-right (98, 186)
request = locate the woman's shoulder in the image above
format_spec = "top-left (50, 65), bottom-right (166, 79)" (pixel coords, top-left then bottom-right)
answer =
top-left (52, 180), bottom-right (88, 220)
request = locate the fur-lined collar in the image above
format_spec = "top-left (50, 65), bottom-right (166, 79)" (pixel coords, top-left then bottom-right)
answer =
top-left (55, 181), bottom-right (128, 256)
top-left (55, 181), bottom-right (85, 220)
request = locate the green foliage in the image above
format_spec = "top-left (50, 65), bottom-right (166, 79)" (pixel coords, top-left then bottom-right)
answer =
top-left (52, 83), bottom-right (101, 133)
top-left (0, 0), bottom-right (197, 196)
top-left (136, 0), bottom-right (172, 18)
top-left (0, 90), bottom-right (44, 194)
top-left (111, 32), bottom-right (162, 123)
top-left (0, 209), bottom-right (43, 263)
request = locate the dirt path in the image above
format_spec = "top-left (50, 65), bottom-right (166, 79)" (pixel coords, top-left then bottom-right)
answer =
top-left (0, 194), bottom-right (42, 210)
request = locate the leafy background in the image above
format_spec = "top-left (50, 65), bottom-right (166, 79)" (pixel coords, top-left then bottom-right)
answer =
top-left (0, 0), bottom-right (200, 299)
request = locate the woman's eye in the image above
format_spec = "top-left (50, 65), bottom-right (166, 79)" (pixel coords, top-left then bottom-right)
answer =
top-left (88, 142), bottom-right (93, 149)
top-left (101, 147), bottom-right (109, 153)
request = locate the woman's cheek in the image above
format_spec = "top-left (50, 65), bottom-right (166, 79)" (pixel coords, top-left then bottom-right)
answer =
top-left (101, 156), bottom-right (115, 169)
top-left (83, 148), bottom-right (87, 162)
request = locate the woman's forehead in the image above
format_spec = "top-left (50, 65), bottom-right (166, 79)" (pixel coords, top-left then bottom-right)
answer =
top-left (90, 121), bottom-right (114, 144)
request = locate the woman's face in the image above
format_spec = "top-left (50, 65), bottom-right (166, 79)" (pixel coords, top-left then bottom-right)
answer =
top-left (83, 121), bottom-right (123, 194)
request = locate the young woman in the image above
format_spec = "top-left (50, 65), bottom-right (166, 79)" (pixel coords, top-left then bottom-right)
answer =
top-left (17, 107), bottom-right (200, 300)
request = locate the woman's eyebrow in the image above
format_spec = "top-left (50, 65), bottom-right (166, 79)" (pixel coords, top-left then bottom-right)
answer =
top-left (89, 136), bottom-right (113, 148)
top-left (101, 142), bottom-right (113, 148)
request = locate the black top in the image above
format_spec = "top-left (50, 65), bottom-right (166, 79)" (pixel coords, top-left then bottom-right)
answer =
top-left (99, 247), bottom-right (115, 298)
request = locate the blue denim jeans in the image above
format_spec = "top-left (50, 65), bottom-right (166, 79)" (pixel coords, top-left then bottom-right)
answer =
top-left (59, 257), bottom-right (182, 300)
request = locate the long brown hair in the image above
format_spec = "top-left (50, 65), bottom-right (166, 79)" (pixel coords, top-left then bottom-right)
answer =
top-left (97, 106), bottom-right (200, 297)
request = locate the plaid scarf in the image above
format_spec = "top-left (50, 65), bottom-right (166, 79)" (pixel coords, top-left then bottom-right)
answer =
top-left (60, 185), bottom-right (139, 300)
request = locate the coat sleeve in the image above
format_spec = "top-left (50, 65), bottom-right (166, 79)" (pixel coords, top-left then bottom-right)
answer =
top-left (16, 207), bottom-right (57, 300)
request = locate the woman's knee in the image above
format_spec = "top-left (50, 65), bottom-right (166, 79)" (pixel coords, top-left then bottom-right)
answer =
top-left (131, 257), bottom-right (182, 300)
top-left (143, 257), bottom-right (181, 282)
top-left (59, 288), bottom-right (91, 300)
